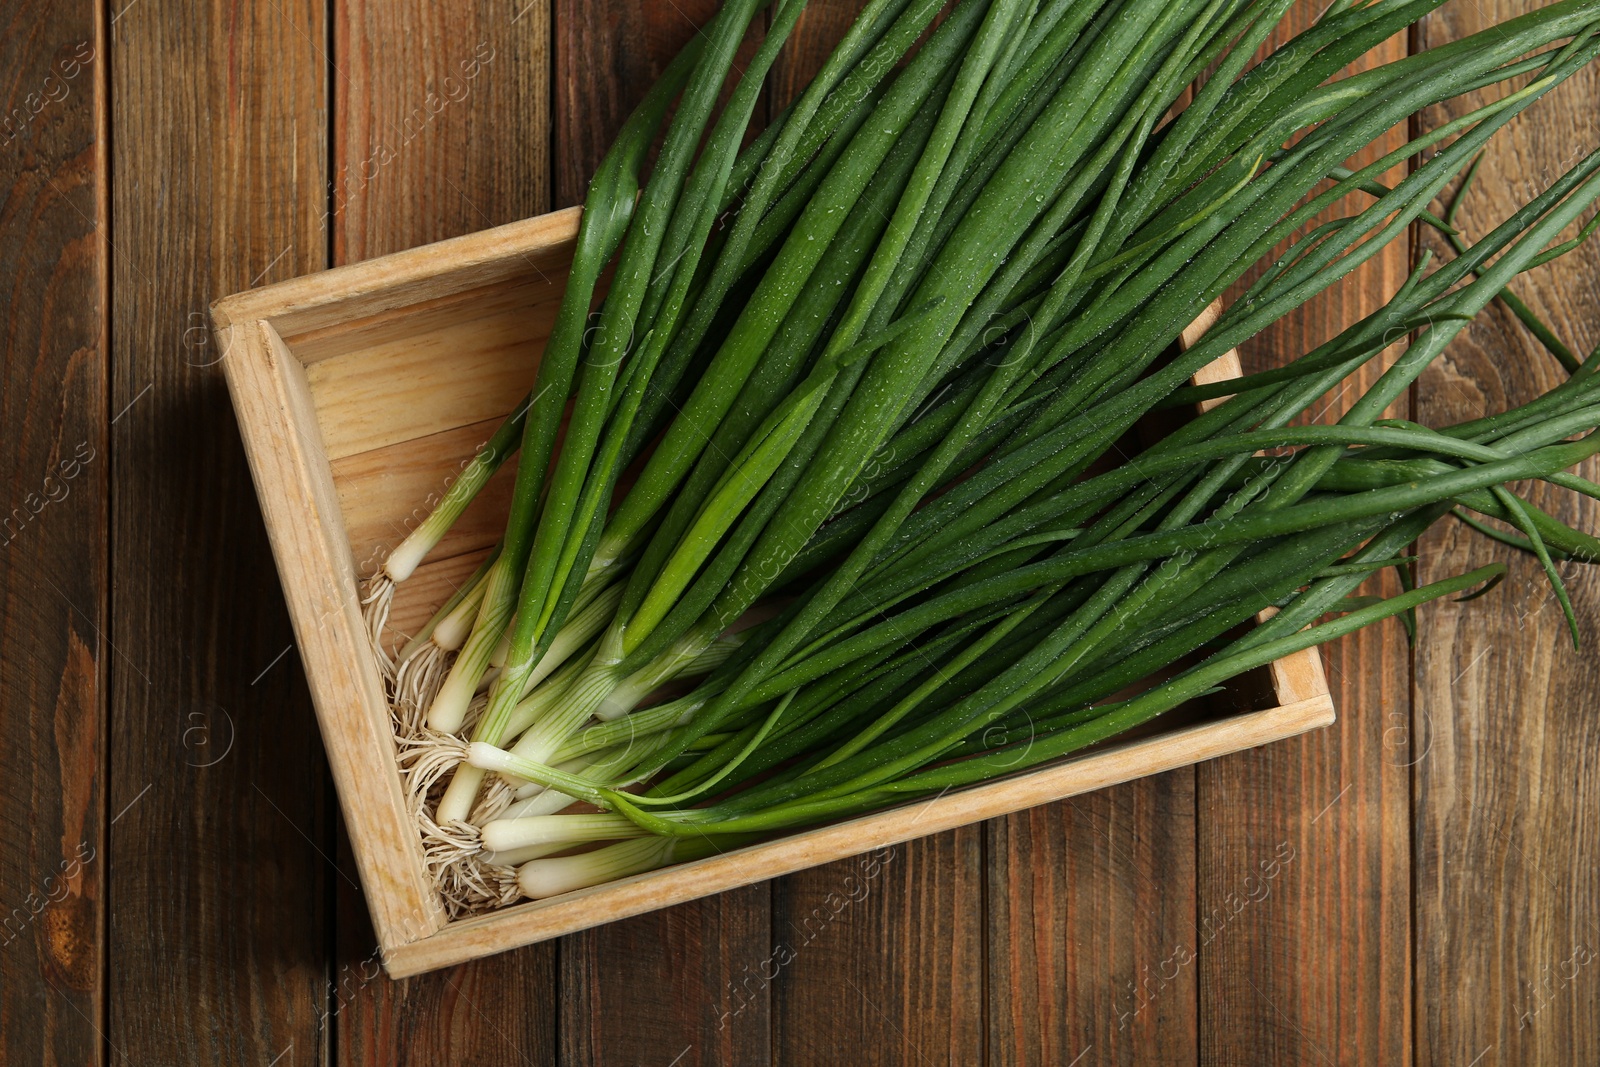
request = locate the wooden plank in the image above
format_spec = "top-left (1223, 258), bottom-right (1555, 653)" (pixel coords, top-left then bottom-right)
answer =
top-left (774, 832), bottom-right (985, 1067)
top-left (332, 0), bottom-right (549, 263)
top-left (105, 0), bottom-right (331, 1062)
top-left (216, 208), bottom-right (579, 343)
top-left (1194, 6), bottom-right (1414, 1064)
top-left (0, 2), bottom-right (105, 1063)
top-left (330, 417), bottom-right (520, 582)
top-left (764, 7), bottom-right (986, 1062)
top-left (551, 4), bottom-right (777, 1059)
top-left (989, 778), bottom-right (1198, 1066)
top-left (1413, 4), bottom-right (1600, 1063)
top-left (560, 887), bottom-right (774, 1066)
top-left (333, 819), bottom-right (556, 1065)
top-left (330, 0), bottom-right (558, 1062)
top-left (219, 316), bottom-right (447, 948)
top-left (303, 288), bottom-right (553, 461)
top-left (554, 0), bottom-right (682, 207)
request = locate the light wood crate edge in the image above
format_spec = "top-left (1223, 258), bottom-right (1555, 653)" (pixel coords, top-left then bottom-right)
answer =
top-left (214, 317), bottom-right (449, 949)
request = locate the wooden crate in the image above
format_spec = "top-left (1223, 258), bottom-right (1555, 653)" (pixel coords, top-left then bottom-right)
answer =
top-left (211, 207), bottom-right (1334, 978)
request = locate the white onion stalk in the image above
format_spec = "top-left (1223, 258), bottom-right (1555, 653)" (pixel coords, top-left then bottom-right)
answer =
top-left (511, 730), bottom-right (677, 804)
top-left (498, 653), bottom-right (591, 747)
top-left (482, 813), bottom-right (645, 853)
top-left (466, 744), bottom-right (703, 833)
top-left (489, 586), bottom-right (616, 670)
top-left (429, 451), bottom-right (640, 731)
top-left (382, 551), bottom-right (504, 732)
top-left (434, 632), bottom-right (603, 824)
top-left (460, 636), bottom-right (726, 821)
top-left (383, 400), bottom-right (531, 583)
top-left (426, 558), bottom-right (521, 732)
top-left (429, 571), bottom-right (627, 734)
top-left (481, 841), bottom-right (572, 867)
top-left (484, 749), bottom-right (604, 821)
top-left (467, 743), bottom-right (613, 808)
top-left (678, 632), bottom-right (743, 675)
top-left (493, 628), bottom-right (712, 790)
top-left (518, 584), bottom-right (625, 699)
top-left (489, 619), bottom-right (514, 669)
top-left (495, 782), bottom-right (589, 819)
top-left (593, 627), bottom-right (719, 721)
top-left (428, 576), bottom-right (489, 652)
top-left (396, 547), bottom-right (500, 663)
top-left (517, 837), bottom-right (677, 899)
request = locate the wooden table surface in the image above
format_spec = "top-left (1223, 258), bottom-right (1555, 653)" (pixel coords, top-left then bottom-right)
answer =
top-left (4, 0), bottom-right (1599, 1063)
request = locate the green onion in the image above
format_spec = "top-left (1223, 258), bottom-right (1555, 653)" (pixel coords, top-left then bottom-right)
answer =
top-left (365, 0), bottom-right (1600, 911)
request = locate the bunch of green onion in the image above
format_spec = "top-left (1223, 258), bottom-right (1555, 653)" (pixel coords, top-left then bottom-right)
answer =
top-left (364, 0), bottom-right (1600, 909)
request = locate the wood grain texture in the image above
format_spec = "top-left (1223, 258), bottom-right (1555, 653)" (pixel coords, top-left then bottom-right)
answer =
top-left (331, 0), bottom-right (558, 1062)
top-left (560, 885), bottom-right (773, 1067)
top-left (333, 0), bottom-right (550, 262)
top-left (331, 418), bottom-right (521, 569)
top-left (1414, 5), bottom-right (1600, 1064)
top-left (217, 313), bottom-right (449, 956)
top-left (106, 0), bottom-right (331, 1061)
top-left (335, 821), bottom-right (556, 1067)
top-left (773, 832), bottom-right (984, 1067)
top-left (300, 273), bottom-right (559, 456)
top-left (0, 1), bottom-right (105, 1063)
top-left (379, 698), bottom-right (1331, 977)
top-left (1190, 7), bottom-right (1415, 1065)
top-left (989, 778), bottom-right (1198, 1067)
